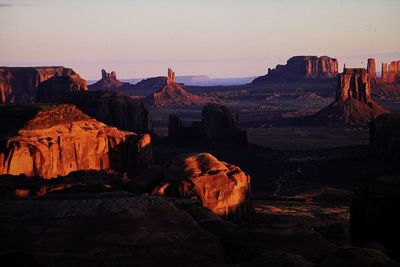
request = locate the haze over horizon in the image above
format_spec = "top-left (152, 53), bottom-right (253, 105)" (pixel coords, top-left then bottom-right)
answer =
top-left (1, 0), bottom-right (399, 80)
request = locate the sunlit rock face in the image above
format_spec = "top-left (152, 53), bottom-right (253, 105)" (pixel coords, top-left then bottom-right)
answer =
top-left (367, 58), bottom-right (377, 82)
top-left (36, 75), bottom-right (88, 103)
top-left (89, 69), bottom-right (126, 91)
top-left (369, 114), bottom-right (400, 160)
top-left (145, 68), bottom-right (206, 106)
top-left (381, 60), bottom-right (400, 83)
top-left (0, 193), bottom-right (225, 267)
top-left (312, 68), bottom-right (388, 126)
top-left (0, 104), bottom-right (152, 179)
top-left (253, 56), bottom-right (338, 83)
top-left (153, 153), bottom-right (253, 223)
top-left (0, 66), bottom-right (87, 104)
top-left (351, 177), bottom-right (400, 261)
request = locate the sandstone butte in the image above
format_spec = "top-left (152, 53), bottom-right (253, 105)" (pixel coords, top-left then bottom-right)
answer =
top-left (312, 67), bottom-right (388, 126)
top-left (89, 69), bottom-right (126, 91)
top-left (0, 104), bottom-right (152, 179)
top-left (252, 55), bottom-right (339, 83)
top-left (145, 68), bottom-right (207, 106)
top-left (152, 153), bottom-right (253, 223)
top-left (0, 66), bottom-right (87, 104)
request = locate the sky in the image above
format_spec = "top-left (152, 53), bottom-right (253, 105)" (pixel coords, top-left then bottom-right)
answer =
top-left (0, 0), bottom-right (399, 80)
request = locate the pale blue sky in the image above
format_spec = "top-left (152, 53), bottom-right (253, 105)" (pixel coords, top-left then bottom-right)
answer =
top-left (0, 0), bottom-right (399, 79)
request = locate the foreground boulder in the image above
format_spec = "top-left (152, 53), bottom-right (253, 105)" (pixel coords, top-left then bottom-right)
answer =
top-left (153, 153), bottom-right (253, 223)
top-left (312, 67), bottom-right (388, 126)
top-left (0, 66), bottom-right (87, 104)
top-left (350, 176), bottom-right (400, 261)
top-left (369, 113), bottom-right (400, 160)
top-left (0, 104), bottom-right (151, 179)
top-left (0, 192), bottom-right (225, 267)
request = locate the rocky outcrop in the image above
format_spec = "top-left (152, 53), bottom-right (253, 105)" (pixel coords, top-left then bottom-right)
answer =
top-left (0, 66), bottom-right (87, 103)
top-left (145, 68), bottom-right (206, 106)
top-left (89, 69), bottom-right (126, 91)
top-left (153, 153), bottom-right (253, 223)
top-left (0, 104), bottom-right (152, 179)
top-left (381, 60), bottom-right (400, 83)
top-left (312, 68), bottom-right (388, 126)
top-left (169, 104), bottom-right (247, 144)
top-left (253, 56), bottom-right (339, 83)
top-left (369, 114), bottom-right (400, 160)
top-left (0, 192), bottom-right (224, 267)
top-left (36, 75), bottom-right (88, 102)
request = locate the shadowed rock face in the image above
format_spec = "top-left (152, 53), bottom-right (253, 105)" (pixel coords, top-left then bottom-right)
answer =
top-left (0, 66), bottom-right (87, 104)
top-left (169, 104), bottom-right (247, 144)
top-left (312, 68), bottom-right (388, 126)
top-left (253, 56), bottom-right (338, 83)
top-left (350, 177), bottom-right (400, 261)
top-left (145, 68), bottom-right (206, 106)
top-left (0, 193), bottom-right (225, 267)
top-left (89, 69), bottom-right (126, 91)
top-left (153, 153), bottom-right (253, 223)
top-left (0, 104), bottom-right (152, 179)
top-left (370, 114), bottom-right (400, 160)
top-left (36, 76), bottom-right (88, 103)
top-left (58, 91), bottom-right (151, 134)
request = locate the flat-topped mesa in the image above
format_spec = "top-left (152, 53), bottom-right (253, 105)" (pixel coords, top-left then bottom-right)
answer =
top-left (0, 104), bottom-right (152, 179)
top-left (336, 68), bottom-right (371, 103)
top-left (367, 58), bottom-right (377, 82)
top-left (253, 56), bottom-right (338, 83)
top-left (0, 66), bottom-right (87, 104)
top-left (90, 69), bottom-right (125, 91)
top-left (380, 60), bottom-right (400, 83)
top-left (167, 68), bottom-right (176, 84)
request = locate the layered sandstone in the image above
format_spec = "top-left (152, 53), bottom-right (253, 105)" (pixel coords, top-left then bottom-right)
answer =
top-left (253, 56), bottom-right (339, 83)
top-left (36, 75), bottom-right (88, 102)
top-left (169, 104), bottom-right (247, 144)
top-left (312, 68), bottom-right (388, 126)
top-left (153, 153), bottom-right (253, 223)
top-left (89, 69), bottom-right (126, 91)
top-left (380, 60), bottom-right (400, 83)
top-left (0, 66), bottom-right (87, 103)
top-left (145, 68), bottom-right (206, 106)
top-left (0, 104), bottom-right (152, 179)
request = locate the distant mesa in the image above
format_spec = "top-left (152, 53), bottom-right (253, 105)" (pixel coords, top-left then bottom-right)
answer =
top-left (379, 59), bottom-right (400, 84)
top-left (0, 66), bottom-right (87, 104)
top-left (89, 69), bottom-right (128, 91)
top-left (169, 103), bottom-right (247, 144)
top-left (145, 68), bottom-right (208, 106)
top-left (0, 104), bottom-right (152, 179)
top-left (253, 56), bottom-right (339, 83)
top-left (311, 65), bottom-right (389, 126)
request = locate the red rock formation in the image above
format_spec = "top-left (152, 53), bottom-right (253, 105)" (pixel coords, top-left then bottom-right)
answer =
top-left (0, 104), bottom-right (152, 179)
top-left (152, 153), bottom-right (253, 223)
top-left (253, 56), bottom-right (339, 83)
top-left (379, 60), bottom-right (400, 83)
top-left (89, 69), bottom-right (126, 91)
top-left (367, 58), bottom-right (377, 82)
top-left (145, 68), bottom-right (206, 106)
top-left (36, 75), bottom-right (88, 102)
top-left (312, 68), bottom-right (388, 126)
top-left (0, 66), bottom-right (87, 103)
